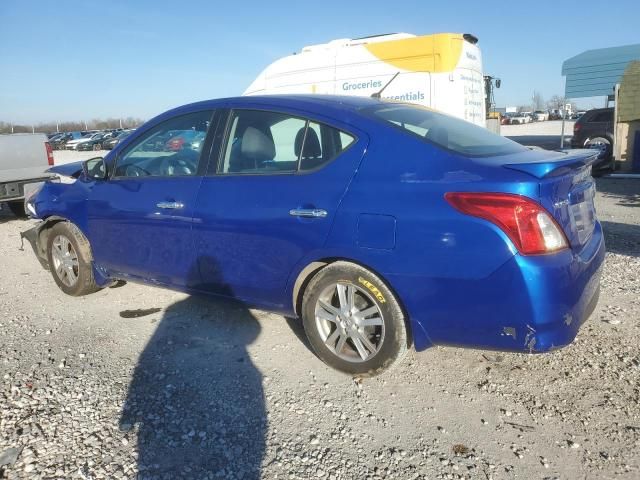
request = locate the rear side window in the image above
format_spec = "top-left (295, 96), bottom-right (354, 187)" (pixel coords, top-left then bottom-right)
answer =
top-left (219, 109), bottom-right (355, 174)
top-left (366, 104), bottom-right (527, 157)
top-left (590, 111), bottom-right (613, 123)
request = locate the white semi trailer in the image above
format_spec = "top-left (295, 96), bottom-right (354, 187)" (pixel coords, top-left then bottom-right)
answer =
top-left (245, 32), bottom-right (486, 127)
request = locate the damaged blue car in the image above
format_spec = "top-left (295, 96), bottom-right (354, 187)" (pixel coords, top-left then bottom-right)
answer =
top-left (22, 95), bottom-right (604, 376)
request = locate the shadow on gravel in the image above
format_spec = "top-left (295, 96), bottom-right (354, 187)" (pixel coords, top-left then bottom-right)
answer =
top-left (596, 178), bottom-right (640, 208)
top-left (120, 260), bottom-right (266, 479)
top-left (0, 207), bottom-right (22, 224)
top-left (601, 220), bottom-right (640, 258)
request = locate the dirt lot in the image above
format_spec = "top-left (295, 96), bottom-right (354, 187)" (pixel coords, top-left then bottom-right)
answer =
top-left (0, 175), bottom-right (638, 480)
top-left (502, 120), bottom-right (576, 150)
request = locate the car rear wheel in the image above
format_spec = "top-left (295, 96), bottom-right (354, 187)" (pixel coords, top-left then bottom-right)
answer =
top-left (301, 262), bottom-right (408, 376)
top-left (46, 222), bottom-right (100, 296)
top-left (585, 137), bottom-right (612, 159)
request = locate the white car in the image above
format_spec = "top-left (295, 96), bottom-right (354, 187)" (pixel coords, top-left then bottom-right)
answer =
top-left (534, 111), bottom-right (549, 121)
top-left (509, 113), bottom-right (529, 125)
top-left (65, 133), bottom-right (93, 150)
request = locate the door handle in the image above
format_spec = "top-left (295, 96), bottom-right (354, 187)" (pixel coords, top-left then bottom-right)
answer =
top-left (157, 201), bottom-right (184, 209)
top-left (289, 208), bottom-right (328, 218)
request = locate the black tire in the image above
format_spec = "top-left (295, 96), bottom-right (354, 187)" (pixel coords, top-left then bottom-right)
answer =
top-left (301, 261), bottom-right (408, 376)
top-left (8, 201), bottom-right (27, 218)
top-left (45, 222), bottom-right (100, 296)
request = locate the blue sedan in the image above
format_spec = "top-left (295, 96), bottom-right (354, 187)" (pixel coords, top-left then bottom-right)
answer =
top-left (22, 95), bottom-right (604, 376)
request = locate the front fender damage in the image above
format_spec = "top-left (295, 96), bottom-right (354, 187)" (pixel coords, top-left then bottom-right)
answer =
top-left (20, 217), bottom-right (114, 288)
top-left (20, 222), bottom-right (51, 270)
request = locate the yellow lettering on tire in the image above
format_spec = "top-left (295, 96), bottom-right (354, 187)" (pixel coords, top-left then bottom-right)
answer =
top-left (358, 277), bottom-right (386, 304)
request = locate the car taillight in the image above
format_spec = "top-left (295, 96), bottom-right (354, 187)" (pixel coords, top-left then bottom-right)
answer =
top-left (45, 142), bottom-right (54, 166)
top-left (573, 123), bottom-right (581, 133)
top-left (445, 192), bottom-right (568, 255)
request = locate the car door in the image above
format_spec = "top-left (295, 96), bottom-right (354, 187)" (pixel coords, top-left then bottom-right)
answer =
top-left (87, 109), bottom-right (215, 287)
top-left (191, 107), bottom-right (368, 307)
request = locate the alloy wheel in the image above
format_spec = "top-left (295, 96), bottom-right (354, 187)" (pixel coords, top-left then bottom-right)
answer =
top-left (314, 282), bottom-right (385, 363)
top-left (51, 235), bottom-right (79, 287)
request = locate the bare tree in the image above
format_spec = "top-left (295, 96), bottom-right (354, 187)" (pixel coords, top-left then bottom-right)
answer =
top-left (1, 118), bottom-right (145, 135)
top-left (547, 95), bottom-right (565, 111)
top-left (531, 91), bottom-right (544, 111)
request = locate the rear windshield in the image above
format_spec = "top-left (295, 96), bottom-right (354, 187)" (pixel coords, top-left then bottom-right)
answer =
top-left (365, 104), bottom-right (527, 157)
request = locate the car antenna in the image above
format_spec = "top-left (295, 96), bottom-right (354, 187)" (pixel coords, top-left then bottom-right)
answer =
top-left (371, 72), bottom-right (400, 99)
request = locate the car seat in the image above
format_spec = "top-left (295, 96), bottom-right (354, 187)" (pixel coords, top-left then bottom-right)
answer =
top-left (295, 127), bottom-right (322, 170)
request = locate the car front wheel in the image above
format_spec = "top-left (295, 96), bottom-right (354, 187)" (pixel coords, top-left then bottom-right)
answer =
top-left (46, 222), bottom-right (100, 296)
top-left (301, 261), bottom-right (408, 376)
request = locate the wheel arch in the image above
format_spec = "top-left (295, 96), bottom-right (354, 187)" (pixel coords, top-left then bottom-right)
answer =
top-left (290, 256), bottom-right (414, 347)
top-left (36, 216), bottom-right (95, 267)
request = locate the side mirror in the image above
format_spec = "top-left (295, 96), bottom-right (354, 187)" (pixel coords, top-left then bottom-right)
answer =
top-left (82, 157), bottom-right (107, 180)
top-left (495, 79), bottom-right (501, 89)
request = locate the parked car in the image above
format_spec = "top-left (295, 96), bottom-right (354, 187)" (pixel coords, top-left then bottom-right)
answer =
top-left (67, 132), bottom-right (113, 151)
top-left (509, 112), bottom-right (529, 124)
top-left (533, 111), bottom-right (549, 121)
top-left (0, 133), bottom-right (54, 217)
top-left (50, 132), bottom-right (83, 150)
top-left (165, 130), bottom-right (206, 151)
top-left (548, 110), bottom-right (562, 120)
top-left (65, 133), bottom-right (95, 150)
top-left (22, 95), bottom-right (604, 376)
top-left (77, 132), bottom-right (118, 151)
top-left (500, 114), bottom-right (511, 125)
top-left (570, 107), bottom-right (614, 174)
top-left (102, 130), bottom-right (134, 150)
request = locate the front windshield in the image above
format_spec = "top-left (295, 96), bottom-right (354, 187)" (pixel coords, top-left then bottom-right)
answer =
top-left (365, 104), bottom-right (527, 157)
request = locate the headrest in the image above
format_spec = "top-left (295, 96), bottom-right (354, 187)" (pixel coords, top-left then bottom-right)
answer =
top-left (427, 126), bottom-right (448, 148)
top-left (295, 127), bottom-right (322, 158)
top-left (241, 127), bottom-right (275, 160)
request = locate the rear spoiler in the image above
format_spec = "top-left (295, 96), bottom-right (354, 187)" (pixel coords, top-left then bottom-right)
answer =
top-left (503, 149), bottom-right (599, 179)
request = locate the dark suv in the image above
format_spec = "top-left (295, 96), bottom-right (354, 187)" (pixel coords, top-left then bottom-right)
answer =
top-left (571, 108), bottom-right (614, 174)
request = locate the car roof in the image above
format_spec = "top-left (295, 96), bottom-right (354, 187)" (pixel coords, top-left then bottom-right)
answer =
top-left (158, 95), bottom-right (391, 122)
top-left (586, 107), bottom-right (613, 113)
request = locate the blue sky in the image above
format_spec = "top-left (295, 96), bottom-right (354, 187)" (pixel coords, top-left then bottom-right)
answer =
top-left (1, 0), bottom-right (638, 124)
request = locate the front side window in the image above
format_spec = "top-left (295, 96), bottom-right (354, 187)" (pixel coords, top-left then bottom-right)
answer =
top-left (366, 104), bottom-right (527, 157)
top-left (114, 110), bottom-right (213, 177)
top-left (219, 110), bottom-right (355, 174)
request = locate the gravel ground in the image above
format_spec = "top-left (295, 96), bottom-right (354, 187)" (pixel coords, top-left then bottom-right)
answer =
top-left (0, 176), bottom-right (639, 480)
top-left (502, 120), bottom-right (576, 150)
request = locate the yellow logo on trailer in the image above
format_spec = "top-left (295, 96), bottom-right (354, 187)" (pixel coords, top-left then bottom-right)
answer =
top-left (364, 33), bottom-right (464, 73)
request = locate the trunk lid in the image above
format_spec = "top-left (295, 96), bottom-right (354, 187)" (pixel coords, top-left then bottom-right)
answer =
top-left (502, 148), bottom-right (599, 250)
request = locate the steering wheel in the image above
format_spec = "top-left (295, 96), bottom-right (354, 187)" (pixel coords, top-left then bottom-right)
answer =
top-left (125, 164), bottom-right (151, 177)
top-left (161, 151), bottom-right (198, 176)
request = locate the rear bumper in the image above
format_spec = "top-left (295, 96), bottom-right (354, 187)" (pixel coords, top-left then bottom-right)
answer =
top-left (1, 177), bottom-right (51, 202)
top-left (389, 222), bottom-right (605, 352)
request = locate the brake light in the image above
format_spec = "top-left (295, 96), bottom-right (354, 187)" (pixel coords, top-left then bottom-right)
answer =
top-left (45, 142), bottom-right (54, 166)
top-left (445, 192), bottom-right (568, 255)
top-left (573, 123), bottom-right (581, 134)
